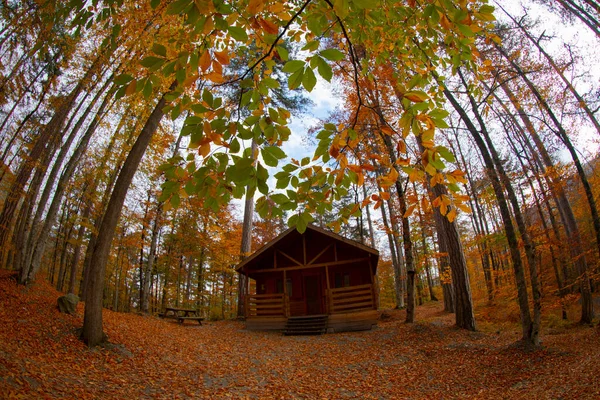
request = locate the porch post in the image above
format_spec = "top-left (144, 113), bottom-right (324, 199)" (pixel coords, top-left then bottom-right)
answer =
top-left (283, 269), bottom-right (289, 317)
top-left (244, 266), bottom-right (250, 318)
top-left (325, 265), bottom-right (331, 314)
top-left (368, 255), bottom-right (378, 308)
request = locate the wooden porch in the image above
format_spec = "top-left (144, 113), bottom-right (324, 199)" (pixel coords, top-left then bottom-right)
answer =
top-left (244, 283), bottom-right (378, 332)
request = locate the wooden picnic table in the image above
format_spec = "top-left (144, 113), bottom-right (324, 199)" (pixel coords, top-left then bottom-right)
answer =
top-left (159, 307), bottom-right (204, 325)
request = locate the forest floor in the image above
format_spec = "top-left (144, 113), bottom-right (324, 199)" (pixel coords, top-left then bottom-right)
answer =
top-left (1, 271), bottom-right (599, 399)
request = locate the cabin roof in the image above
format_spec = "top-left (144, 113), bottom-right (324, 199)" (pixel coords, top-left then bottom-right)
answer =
top-left (236, 224), bottom-right (379, 275)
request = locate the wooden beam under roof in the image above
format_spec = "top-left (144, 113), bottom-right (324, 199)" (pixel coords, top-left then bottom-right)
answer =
top-left (307, 243), bottom-right (333, 265)
top-left (248, 257), bottom-right (369, 274)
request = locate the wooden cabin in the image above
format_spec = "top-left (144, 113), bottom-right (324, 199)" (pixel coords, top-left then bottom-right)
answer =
top-left (236, 224), bottom-right (379, 333)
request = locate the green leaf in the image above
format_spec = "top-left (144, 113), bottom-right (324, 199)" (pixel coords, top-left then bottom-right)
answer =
top-left (170, 193), bottom-right (181, 209)
top-left (262, 146), bottom-right (287, 167)
top-left (115, 86), bottom-right (126, 99)
top-left (114, 74), bottom-right (132, 86)
top-left (430, 157), bottom-right (445, 171)
top-left (258, 179), bottom-right (269, 195)
top-left (270, 193), bottom-right (288, 204)
top-left (143, 80), bottom-right (153, 99)
top-left (448, 183), bottom-right (460, 192)
top-left (288, 214), bottom-right (299, 228)
top-left (202, 89), bottom-right (214, 108)
top-left (282, 60), bottom-right (305, 73)
top-left (296, 213), bottom-right (308, 233)
top-left (256, 162), bottom-right (269, 181)
top-left (150, 0), bottom-right (161, 9)
top-left (320, 49), bottom-right (345, 61)
top-left (302, 67), bottom-right (317, 92)
top-left (437, 146), bottom-right (456, 163)
top-left (479, 4), bottom-right (495, 13)
top-left (430, 109), bottom-right (449, 119)
top-left (230, 138), bottom-right (240, 153)
top-left (333, 0), bottom-right (349, 19)
top-left (152, 43), bottom-right (167, 57)
top-left (302, 40), bottom-right (319, 51)
top-left (228, 157), bottom-right (254, 183)
top-left (176, 68), bottom-right (186, 83)
top-left (286, 190), bottom-right (297, 201)
top-left (167, 0), bottom-right (192, 14)
top-left (353, 0), bottom-right (379, 9)
top-left (275, 46), bottom-right (289, 61)
top-left (457, 24), bottom-right (474, 37)
top-left (227, 26), bottom-right (248, 42)
top-left (307, 15), bottom-right (325, 35)
top-left (276, 174), bottom-right (290, 189)
top-left (140, 56), bottom-right (164, 69)
top-left (263, 77), bottom-right (280, 89)
top-left (317, 57), bottom-right (333, 82)
top-left (288, 68), bottom-right (304, 90)
top-left (282, 164), bottom-right (299, 172)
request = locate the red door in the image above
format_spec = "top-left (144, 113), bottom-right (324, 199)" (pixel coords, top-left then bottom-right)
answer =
top-left (304, 275), bottom-right (322, 315)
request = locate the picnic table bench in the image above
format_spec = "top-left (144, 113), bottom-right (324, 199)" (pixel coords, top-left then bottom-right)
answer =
top-left (159, 307), bottom-right (204, 325)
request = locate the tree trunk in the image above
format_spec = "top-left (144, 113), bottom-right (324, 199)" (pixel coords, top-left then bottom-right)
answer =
top-left (443, 85), bottom-right (533, 341)
top-left (459, 69), bottom-right (539, 338)
top-left (362, 184), bottom-right (376, 248)
top-left (237, 140), bottom-right (257, 318)
top-left (379, 133), bottom-right (416, 323)
top-left (82, 82), bottom-right (175, 347)
top-left (379, 194), bottom-right (404, 309)
top-left (497, 69), bottom-right (594, 324)
top-left (142, 203), bottom-right (162, 313)
top-left (414, 182), bottom-right (438, 302)
top-left (0, 55), bottom-right (102, 269)
top-left (22, 83), bottom-right (113, 284)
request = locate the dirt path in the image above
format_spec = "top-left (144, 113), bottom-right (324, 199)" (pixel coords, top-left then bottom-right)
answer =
top-left (1, 273), bottom-right (599, 399)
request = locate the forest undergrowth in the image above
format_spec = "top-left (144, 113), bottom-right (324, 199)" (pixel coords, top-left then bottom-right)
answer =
top-left (1, 270), bottom-right (598, 399)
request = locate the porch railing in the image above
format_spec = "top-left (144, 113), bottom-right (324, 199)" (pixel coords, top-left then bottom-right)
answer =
top-left (246, 283), bottom-right (376, 318)
top-left (328, 284), bottom-right (375, 314)
top-left (245, 293), bottom-right (289, 317)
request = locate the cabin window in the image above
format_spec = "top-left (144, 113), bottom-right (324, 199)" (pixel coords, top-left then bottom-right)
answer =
top-left (286, 278), bottom-right (293, 296)
top-left (335, 272), bottom-right (351, 288)
top-left (276, 279), bottom-right (283, 294)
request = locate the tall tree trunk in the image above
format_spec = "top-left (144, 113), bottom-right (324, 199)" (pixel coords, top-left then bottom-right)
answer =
top-left (556, 0), bottom-right (600, 37)
top-left (82, 82), bottom-right (175, 347)
top-left (237, 140), bottom-right (257, 318)
top-left (379, 192), bottom-right (404, 309)
top-left (414, 182), bottom-right (438, 302)
top-left (142, 202), bottom-right (162, 313)
top-left (24, 76), bottom-right (107, 278)
top-left (0, 54), bottom-right (103, 268)
top-left (379, 132), bottom-right (416, 323)
top-left (449, 132), bottom-right (495, 301)
top-left (138, 192), bottom-right (150, 311)
top-left (443, 85), bottom-right (533, 342)
top-left (459, 69), bottom-right (539, 338)
top-left (21, 84), bottom-right (113, 284)
top-left (497, 71), bottom-right (594, 324)
top-left (362, 184), bottom-right (376, 248)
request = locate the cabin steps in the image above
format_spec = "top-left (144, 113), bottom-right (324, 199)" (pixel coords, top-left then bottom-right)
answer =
top-left (283, 315), bottom-right (329, 336)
